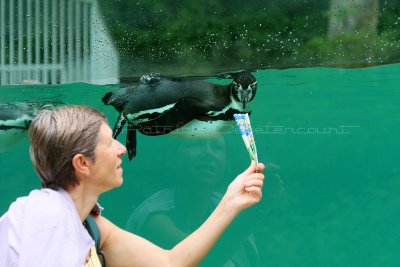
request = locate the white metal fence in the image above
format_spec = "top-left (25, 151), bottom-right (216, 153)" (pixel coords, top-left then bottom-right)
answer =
top-left (0, 0), bottom-right (119, 85)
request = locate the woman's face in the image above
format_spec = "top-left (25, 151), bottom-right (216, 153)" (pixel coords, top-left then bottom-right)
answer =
top-left (88, 122), bottom-right (127, 192)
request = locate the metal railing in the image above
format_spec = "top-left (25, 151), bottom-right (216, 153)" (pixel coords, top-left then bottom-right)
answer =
top-left (0, 0), bottom-right (119, 85)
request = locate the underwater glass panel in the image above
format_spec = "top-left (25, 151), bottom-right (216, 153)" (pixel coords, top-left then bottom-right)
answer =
top-left (1, 0), bottom-right (399, 266)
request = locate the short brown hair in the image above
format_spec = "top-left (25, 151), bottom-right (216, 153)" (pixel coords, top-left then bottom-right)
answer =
top-left (28, 105), bottom-right (107, 190)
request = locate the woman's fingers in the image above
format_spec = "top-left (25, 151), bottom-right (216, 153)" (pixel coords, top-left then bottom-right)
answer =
top-left (242, 162), bottom-right (266, 176)
top-left (244, 177), bottom-right (264, 188)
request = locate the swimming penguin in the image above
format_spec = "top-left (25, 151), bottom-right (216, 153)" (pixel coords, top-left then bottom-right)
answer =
top-left (102, 71), bottom-right (257, 160)
top-left (0, 102), bottom-right (59, 152)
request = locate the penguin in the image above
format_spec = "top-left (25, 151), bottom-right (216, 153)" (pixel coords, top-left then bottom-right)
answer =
top-left (0, 102), bottom-right (59, 152)
top-left (102, 71), bottom-right (257, 160)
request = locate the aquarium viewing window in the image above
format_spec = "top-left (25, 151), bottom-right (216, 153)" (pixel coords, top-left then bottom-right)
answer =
top-left (0, 1), bottom-right (399, 266)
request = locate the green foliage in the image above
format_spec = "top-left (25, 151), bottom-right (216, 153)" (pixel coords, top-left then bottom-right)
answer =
top-left (296, 30), bottom-right (400, 67)
top-left (98, 0), bottom-right (399, 75)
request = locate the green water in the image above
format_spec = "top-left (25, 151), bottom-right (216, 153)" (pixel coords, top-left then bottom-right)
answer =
top-left (1, 64), bottom-right (399, 266)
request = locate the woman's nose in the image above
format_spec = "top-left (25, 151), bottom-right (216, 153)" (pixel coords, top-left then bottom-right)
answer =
top-left (117, 140), bottom-right (127, 156)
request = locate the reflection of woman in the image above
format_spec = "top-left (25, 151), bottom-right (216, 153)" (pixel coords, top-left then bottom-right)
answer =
top-left (126, 136), bottom-right (261, 266)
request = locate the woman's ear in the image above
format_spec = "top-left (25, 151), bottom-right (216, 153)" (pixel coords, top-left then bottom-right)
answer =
top-left (72, 153), bottom-right (90, 177)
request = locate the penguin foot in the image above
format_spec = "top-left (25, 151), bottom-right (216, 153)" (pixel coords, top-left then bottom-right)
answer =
top-left (140, 73), bottom-right (162, 84)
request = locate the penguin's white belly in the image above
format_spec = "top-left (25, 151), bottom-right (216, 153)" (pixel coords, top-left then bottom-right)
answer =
top-left (168, 100), bottom-right (250, 138)
top-left (168, 119), bottom-right (235, 138)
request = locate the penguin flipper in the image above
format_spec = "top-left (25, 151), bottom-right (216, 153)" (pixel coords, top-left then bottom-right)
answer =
top-left (138, 97), bottom-right (201, 136)
top-left (112, 113), bottom-right (127, 139)
top-left (126, 123), bottom-right (137, 160)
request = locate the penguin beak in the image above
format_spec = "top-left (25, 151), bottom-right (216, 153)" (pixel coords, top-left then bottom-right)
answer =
top-left (241, 90), bottom-right (249, 109)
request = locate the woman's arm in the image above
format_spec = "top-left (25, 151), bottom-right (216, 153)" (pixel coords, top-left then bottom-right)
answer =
top-left (96, 161), bottom-right (265, 267)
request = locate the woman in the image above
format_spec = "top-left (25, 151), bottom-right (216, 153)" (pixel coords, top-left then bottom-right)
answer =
top-left (0, 105), bottom-right (265, 266)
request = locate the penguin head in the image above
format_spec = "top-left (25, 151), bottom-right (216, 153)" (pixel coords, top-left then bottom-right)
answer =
top-left (230, 72), bottom-right (257, 109)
